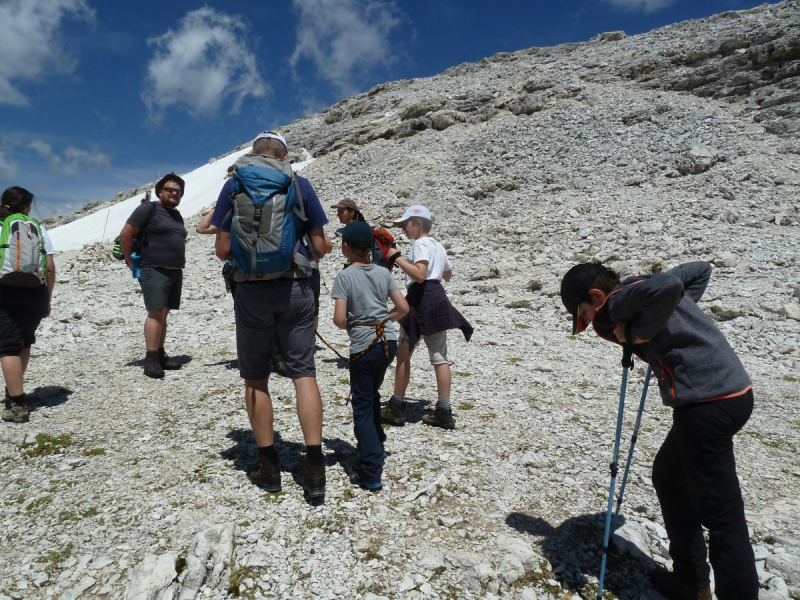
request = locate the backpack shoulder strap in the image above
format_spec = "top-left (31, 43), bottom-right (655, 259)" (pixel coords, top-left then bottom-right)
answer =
top-left (290, 172), bottom-right (320, 263)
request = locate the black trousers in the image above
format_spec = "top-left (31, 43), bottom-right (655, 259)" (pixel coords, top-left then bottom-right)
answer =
top-left (652, 389), bottom-right (758, 600)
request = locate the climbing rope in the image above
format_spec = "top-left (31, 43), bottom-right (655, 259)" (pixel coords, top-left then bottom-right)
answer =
top-left (314, 319), bottom-right (390, 365)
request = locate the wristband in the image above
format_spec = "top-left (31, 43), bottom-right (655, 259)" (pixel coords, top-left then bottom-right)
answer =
top-left (388, 253), bottom-right (400, 267)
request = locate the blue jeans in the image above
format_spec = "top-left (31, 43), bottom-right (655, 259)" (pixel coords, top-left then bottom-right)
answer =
top-left (349, 340), bottom-right (397, 484)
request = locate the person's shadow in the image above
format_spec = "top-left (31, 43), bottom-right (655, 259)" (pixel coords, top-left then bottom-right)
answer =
top-left (397, 396), bottom-right (432, 424)
top-left (124, 355), bottom-right (193, 368)
top-left (505, 510), bottom-right (658, 599)
top-left (204, 358), bottom-right (238, 370)
top-left (26, 386), bottom-right (73, 413)
top-left (220, 430), bottom-right (359, 502)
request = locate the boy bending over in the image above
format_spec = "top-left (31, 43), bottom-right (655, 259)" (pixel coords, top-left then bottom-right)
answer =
top-left (560, 261), bottom-right (757, 600)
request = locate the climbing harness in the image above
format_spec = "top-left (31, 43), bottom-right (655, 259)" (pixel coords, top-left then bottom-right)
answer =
top-left (597, 345), bottom-right (652, 599)
top-left (314, 319), bottom-right (390, 365)
top-left (315, 320), bottom-right (391, 405)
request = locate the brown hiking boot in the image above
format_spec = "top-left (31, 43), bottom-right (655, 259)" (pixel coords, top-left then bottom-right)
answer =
top-left (649, 568), bottom-right (711, 600)
top-left (247, 456), bottom-right (281, 493)
top-left (302, 456), bottom-right (325, 501)
top-left (158, 348), bottom-right (181, 370)
top-left (380, 397), bottom-right (406, 425)
top-left (144, 351), bottom-right (165, 379)
top-left (422, 406), bottom-right (455, 430)
top-left (2, 398), bottom-right (28, 423)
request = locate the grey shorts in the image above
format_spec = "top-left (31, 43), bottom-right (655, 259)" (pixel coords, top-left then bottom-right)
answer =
top-left (139, 266), bottom-right (182, 311)
top-left (397, 325), bottom-right (448, 364)
top-left (234, 278), bottom-right (316, 380)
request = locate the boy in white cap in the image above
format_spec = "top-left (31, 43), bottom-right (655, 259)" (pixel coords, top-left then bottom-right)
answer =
top-left (383, 205), bottom-right (472, 429)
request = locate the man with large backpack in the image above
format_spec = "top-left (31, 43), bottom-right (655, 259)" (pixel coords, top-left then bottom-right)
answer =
top-left (212, 131), bottom-right (330, 502)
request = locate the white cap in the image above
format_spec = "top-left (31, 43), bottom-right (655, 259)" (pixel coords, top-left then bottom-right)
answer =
top-left (393, 204), bottom-right (433, 226)
top-left (254, 130), bottom-right (288, 151)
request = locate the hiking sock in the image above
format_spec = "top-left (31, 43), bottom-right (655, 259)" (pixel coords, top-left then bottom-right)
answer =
top-left (306, 445), bottom-right (323, 465)
top-left (390, 395), bottom-right (405, 409)
top-left (258, 445), bottom-right (278, 463)
top-left (437, 396), bottom-right (451, 412)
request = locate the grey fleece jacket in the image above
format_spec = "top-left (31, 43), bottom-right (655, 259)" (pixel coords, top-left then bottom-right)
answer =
top-left (591, 261), bottom-right (752, 407)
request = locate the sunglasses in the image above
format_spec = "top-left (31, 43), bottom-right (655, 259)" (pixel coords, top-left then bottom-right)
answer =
top-left (161, 187), bottom-right (181, 195)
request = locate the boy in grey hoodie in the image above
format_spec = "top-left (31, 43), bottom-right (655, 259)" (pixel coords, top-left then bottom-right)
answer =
top-left (560, 261), bottom-right (757, 600)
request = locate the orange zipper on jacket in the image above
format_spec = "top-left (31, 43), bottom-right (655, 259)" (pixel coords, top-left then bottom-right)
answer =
top-left (658, 360), bottom-right (676, 399)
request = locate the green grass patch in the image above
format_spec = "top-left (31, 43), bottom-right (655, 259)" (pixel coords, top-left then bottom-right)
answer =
top-left (453, 371), bottom-right (472, 377)
top-left (82, 448), bottom-right (106, 456)
top-left (780, 376), bottom-right (798, 382)
top-left (515, 323), bottom-right (531, 329)
top-left (508, 357), bottom-right (523, 363)
top-left (458, 402), bottom-right (475, 410)
top-left (21, 434), bottom-right (73, 457)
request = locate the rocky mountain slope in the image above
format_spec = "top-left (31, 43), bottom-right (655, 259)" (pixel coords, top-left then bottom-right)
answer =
top-left (3, 2), bottom-right (800, 600)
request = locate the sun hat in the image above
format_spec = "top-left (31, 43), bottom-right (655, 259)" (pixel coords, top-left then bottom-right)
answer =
top-left (155, 172), bottom-right (185, 197)
top-left (330, 198), bottom-right (359, 210)
top-left (393, 205), bottom-right (432, 226)
top-left (560, 263), bottom-right (609, 334)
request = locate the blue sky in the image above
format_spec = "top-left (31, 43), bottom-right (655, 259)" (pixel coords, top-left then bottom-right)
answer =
top-left (0, 0), bottom-right (764, 219)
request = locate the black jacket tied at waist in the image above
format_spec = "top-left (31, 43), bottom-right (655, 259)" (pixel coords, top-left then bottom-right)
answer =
top-left (398, 280), bottom-right (473, 350)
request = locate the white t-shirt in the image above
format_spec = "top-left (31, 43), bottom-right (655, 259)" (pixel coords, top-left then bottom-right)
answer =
top-left (405, 237), bottom-right (451, 289)
top-left (40, 225), bottom-right (55, 255)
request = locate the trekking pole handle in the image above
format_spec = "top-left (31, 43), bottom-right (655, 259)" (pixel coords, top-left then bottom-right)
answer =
top-left (621, 344), bottom-right (634, 369)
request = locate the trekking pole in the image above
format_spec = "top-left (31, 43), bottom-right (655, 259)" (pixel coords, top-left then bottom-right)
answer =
top-left (610, 366), bottom-right (652, 534)
top-left (597, 345), bottom-right (634, 600)
top-left (101, 208), bottom-right (110, 243)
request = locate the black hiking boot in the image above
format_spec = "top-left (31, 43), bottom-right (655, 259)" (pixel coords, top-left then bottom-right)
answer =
top-left (422, 406), bottom-right (455, 430)
top-left (271, 351), bottom-right (288, 377)
top-left (158, 348), bottom-right (181, 370)
top-left (380, 396), bottom-right (406, 425)
top-left (247, 456), bottom-right (281, 493)
top-left (302, 456), bottom-right (325, 502)
top-left (649, 568), bottom-right (712, 600)
top-left (144, 351), bottom-right (165, 379)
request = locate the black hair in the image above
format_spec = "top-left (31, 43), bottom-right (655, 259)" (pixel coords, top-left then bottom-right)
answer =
top-left (0, 186), bottom-right (35, 220)
top-left (345, 242), bottom-right (371, 260)
top-left (354, 209), bottom-right (366, 222)
top-left (580, 268), bottom-right (620, 302)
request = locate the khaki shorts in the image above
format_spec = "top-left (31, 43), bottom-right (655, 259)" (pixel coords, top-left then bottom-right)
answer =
top-left (397, 325), bottom-right (448, 365)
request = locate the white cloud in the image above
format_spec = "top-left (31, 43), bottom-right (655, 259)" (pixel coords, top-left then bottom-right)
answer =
top-left (28, 139), bottom-right (110, 176)
top-left (604, 0), bottom-right (676, 13)
top-left (290, 0), bottom-right (403, 96)
top-left (0, 148), bottom-right (19, 180)
top-left (143, 7), bottom-right (269, 123)
top-left (0, 0), bottom-right (95, 106)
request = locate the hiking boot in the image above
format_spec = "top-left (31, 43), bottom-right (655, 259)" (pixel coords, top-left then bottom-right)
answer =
top-left (247, 456), bottom-right (281, 493)
top-left (2, 399), bottom-right (29, 423)
top-left (350, 470), bottom-right (382, 491)
top-left (649, 568), bottom-right (712, 600)
top-left (380, 398), bottom-right (406, 425)
top-left (302, 456), bottom-right (325, 501)
top-left (271, 352), bottom-right (288, 377)
top-left (144, 351), bottom-right (165, 379)
top-left (422, 406), bottom-right (455, 430)
top-left (158, 348), bottom-right (181, 370)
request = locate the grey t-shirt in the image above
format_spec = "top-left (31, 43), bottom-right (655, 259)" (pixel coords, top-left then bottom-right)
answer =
top-left (331, 265), bottom-right (399, 354)
top-left (127, 202), bottom-right (187, 268)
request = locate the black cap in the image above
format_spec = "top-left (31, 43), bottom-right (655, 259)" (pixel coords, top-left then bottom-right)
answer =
top-left (340, 221), bottom-right (374, 250)
top-left (560, 263), bottom-right (607, 334)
